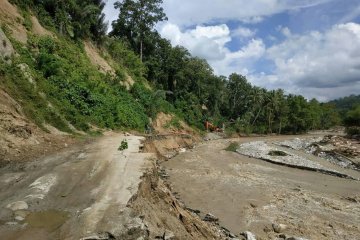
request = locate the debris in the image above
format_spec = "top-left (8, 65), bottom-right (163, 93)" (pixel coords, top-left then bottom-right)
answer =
top-left (163, 230), bottom-right (175, 240)
top-left (240, 231), bottom-right (256, 240)
top-left (268, 150), bottom-right (288, 156)
top-left (286, 237), bottom-right (309, 240)
top-left (80, 232), bottom-right (115, 240)
top-left (179, 148), bottom-right (186, 153)
top-left (14, 215), bottom-right (24, 221)
top-left (123, 217), bottom-right (149, 239)
top-left (158, 168), bottom-right (170, 179)
top-left (220, 226), bottom-right (237, 238)
top-left (186, 207), bottom-right (201, 214)
top-left (237, 141), bottom-right (356, 179)
top-left (272, 223), bottom-right (287, 233)
top-left (203, 213), bottom-right (219, 222)
top-left (6, 201), bottom-right (28, 211)
top-left (250, 203), bottom-right (258, 208)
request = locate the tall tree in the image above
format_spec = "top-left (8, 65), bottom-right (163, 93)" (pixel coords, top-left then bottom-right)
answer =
top-left (227, 73), bottom-right (252, 118)
top-left (21, 0), bottom-right (108, 41)
top-left (112, 0), bottom-right (167, 61)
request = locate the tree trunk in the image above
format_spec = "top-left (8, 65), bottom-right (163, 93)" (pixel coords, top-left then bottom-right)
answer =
top-left (252, 107), bottom-right (262, 126)
top-left (140, 39), bottom-right (143, 62)
top-left (59, 22), bottom-right (63, 35)
top-left (268, 110), bottom-right (272, 134)
top-left (278, 120), bottom-right (282, 135)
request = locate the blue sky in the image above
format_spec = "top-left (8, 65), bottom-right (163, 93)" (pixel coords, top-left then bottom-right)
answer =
top-left (103, 0), bottom-right (360, 101)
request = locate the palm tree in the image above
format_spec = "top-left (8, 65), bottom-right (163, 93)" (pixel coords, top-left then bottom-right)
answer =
top-left (264, 90), bottom-right (280, 133)
top-left (250, 87), bottom-right (265, 126)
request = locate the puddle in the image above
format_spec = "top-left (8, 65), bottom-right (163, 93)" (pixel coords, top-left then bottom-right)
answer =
top-left (25, 210), bottom-right (69, 232)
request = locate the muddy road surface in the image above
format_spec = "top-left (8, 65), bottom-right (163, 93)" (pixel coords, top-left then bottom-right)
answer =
top-left (162, 135), bottom-right (360, 240)
top-left (0, 133), bottom-right (154, 240)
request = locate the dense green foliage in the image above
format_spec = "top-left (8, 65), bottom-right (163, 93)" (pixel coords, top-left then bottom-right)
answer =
top-left (10, 0), bottom-right (108, 42)
top-left (344, 105), bottom-right (360, 127)
top-left (329, 95), bottom-right (360, 115)
top-left (328, 95), bottom-right (360, 135)
top-left (1, 32), bottom-right (149, 132)
top-left (343, 105), bottom-right (360, 136)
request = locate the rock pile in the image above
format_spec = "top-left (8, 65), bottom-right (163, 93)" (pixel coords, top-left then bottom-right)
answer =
top-left (320, 135), bottom-right (359, 157)
top-left (203, 213), bottom-right (219, 222)
top-left (306, 135), bottom-right (360, 170)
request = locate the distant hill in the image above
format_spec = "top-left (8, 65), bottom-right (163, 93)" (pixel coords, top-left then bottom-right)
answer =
top-left (328, 95), bottom-right (360, 113)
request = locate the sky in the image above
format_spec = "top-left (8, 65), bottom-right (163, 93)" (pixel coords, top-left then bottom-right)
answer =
top-left (103, 0), bottom-right (360, 101)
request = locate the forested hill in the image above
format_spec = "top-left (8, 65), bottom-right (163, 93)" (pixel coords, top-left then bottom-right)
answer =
top-left (328, 95), bottom-right (360, 114)
top-left (0, 0), bottom-right (349, 136)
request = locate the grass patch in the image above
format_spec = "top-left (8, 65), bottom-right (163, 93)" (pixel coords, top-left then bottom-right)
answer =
top-left (268, 150), bottom-right (288, 156)
top-left (225, 142), bottom-right (239, 152)
top-left (164, 117), bottom-right (181, 129)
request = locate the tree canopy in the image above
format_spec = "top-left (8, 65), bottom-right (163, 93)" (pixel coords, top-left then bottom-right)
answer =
top-left (111, 0), bottom-right (167, 61)
top-left (11, 0), bottom-right (108, 42)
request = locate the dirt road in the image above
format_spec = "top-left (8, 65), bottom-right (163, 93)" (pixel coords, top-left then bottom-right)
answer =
top-left (0, 133), bottom-right (153, 240)
top-left (162, 135), bottom-right (360, 240)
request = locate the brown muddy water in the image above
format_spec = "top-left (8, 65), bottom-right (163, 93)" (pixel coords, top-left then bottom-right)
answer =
top-left (25, 210), bottom-right (69, 231)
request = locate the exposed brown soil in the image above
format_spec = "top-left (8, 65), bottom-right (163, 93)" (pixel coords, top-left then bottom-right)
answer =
top-left (0, 0), bottom-right (27, 43)
top-left (143, 134), bottom-right (197, 160)
top-left (152, 112), bottom-right (199, 136)
top-left (144, 112), bottom-right (201, 160)
top-left (129, 163), bottom-right (223, 240)
top-left (0, 88), bottom-right (75, 166)
top-left (83, 40), bottom-right (115, 75)
top-left (30, 16), bottom-right (52, 37)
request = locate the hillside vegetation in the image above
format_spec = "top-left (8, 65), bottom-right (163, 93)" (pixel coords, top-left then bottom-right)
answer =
top-left (0, 0), bottom-right (356, 142)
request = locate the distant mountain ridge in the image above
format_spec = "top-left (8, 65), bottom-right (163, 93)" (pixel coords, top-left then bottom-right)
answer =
top-left (328, 95), bottom-right (360, 113)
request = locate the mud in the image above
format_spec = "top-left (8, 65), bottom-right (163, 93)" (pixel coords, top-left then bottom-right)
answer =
top-left (162, 135), bottom-right (360, 240)
top-left (25, 210), bottom-right (69, 231)
top-left (0, 133), bottom-right (154, 239)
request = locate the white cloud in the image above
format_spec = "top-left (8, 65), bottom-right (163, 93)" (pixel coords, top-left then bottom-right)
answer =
top-left (282, 27), bottom-right (291, 37)
top-left (210, 39), bottom-right (266, 76)
top-left (160, 23), bottom-right (231, 61)
top-left (160, 23), bottom-right (265, 74)
top-left (162, 0), bottom-right (333, 27)
top-left (160, 21), bottom-right (360, 100)
top-left (103, 0), bottom-right (118, 28)
top-left (232, 27), bottom-right (257, 39)
top-left (252, 22), bottom-right (360, 100)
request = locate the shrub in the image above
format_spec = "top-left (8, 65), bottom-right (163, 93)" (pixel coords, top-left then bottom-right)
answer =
top-left (3, 34), bottom-right (149, 133)
top-left (164, 117), bottom-right (181, 129)
top-left (225, 142), bottom-right (239, 152)
top-left (346, 126), bottom-right (360, 136)
top-left (118, 139), bottom-right (128, 151)
top-left (344, 105), bottom-right (360, 127)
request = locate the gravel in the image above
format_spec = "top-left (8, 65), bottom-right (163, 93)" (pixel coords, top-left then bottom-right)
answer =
top-left (236, 141), bottom-right (356, 179)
